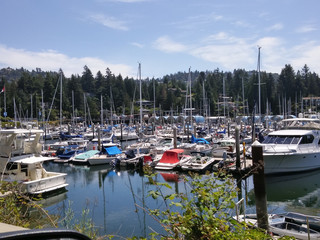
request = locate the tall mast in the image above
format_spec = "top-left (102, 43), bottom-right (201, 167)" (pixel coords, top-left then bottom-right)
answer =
top-left (139, 62), bottom-right (143, 126)
top-left (257, 46), bottom-right (261, 119)
top-left (242, 76), bottom-right (245, 115)
top-left (83, 92), bottom-right (87, 128)
top-left (188, 67), bottom-right (192, 125)
top-left (59, 70), bottom-right (62, 132)
top-left (100, 94), bottom-right (103, 126)
top-left (153, 78), bottom-right (156, 116)
top-left (223, 75), bottom-right (226, 121)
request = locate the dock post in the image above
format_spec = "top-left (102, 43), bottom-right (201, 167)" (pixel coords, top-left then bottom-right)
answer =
top-left (173, 126), bottom-right (177, 149)
top-left (98, 126), bottom-right (101, 151)
top-left (152, 123), bottom-right (154, 135)
top-left (252, 141), bottom-right (268, 231)
top-left (120, 123), bottom-right (123, 141)
top-left (235, 126), bottom-right (240, 170)
top-left (92, 124), bottom-right (95, 139)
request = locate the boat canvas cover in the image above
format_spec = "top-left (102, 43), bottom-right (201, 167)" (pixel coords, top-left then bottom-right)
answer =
top-left (105, 146), bottom-right (122, 156)
top-left (159, 149), bottom-right (184, 164)
top-left (75, 150), bottom-right (99, 160)
top-left (191, 135), bottom-right (209, 144)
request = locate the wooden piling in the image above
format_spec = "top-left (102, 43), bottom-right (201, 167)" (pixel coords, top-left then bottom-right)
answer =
top-left (252, 142), bottom-right (268, 231)
top-left (235, 126), bottom-right (240, 170)
top-left (120, 123), bottom-right (123, 141)
top-left (97, 126), bottom-right (101, 151)
top-left (173, 127), bottom-right (177, 149)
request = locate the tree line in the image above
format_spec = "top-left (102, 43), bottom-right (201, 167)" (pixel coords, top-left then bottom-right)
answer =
top-left (0, 63), bottom-right (319, 123)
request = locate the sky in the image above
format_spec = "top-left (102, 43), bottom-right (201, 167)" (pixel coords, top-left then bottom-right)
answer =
top-left (1, 0), bottom-right (320, 79)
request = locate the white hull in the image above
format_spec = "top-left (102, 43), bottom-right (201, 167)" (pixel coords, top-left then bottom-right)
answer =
top-left (155, 157), bottom-right (191, 171)
top-left (23, 172), bottom-right (68, 194)
top-left (181, 158), bottom-right (218, 172)
top-left (155, 162), bottom-right (181, 170)
top-left (0, 129), bottom-right (69, 195)
top-left (263, 152), bottom-right (320, 174)
top-left (259, 119), bottom-right (320, 175)
top-left (87, 155), bottom-right (115, 165)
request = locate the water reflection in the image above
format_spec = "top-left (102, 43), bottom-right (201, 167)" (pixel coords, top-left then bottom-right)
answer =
top-left (41, 161), bottom-right (320, 238)
top-left (244, 169), bottom-right (320, 216)
top-left (43, 162), bottom-right (166, 238)
top-left (158, 171), bottom-right (181, 183)
top-left (265, 170), bottom-right (320, 204)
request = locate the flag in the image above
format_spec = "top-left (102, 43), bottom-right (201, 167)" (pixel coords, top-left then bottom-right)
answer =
top-left (0, 86), bottom-right (4, 94)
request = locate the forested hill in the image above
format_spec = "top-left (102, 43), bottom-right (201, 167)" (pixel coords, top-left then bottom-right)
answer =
top-left (0, 67), bottom-right (54, 82)
top-left (0, 64), bottom-right (318, 122)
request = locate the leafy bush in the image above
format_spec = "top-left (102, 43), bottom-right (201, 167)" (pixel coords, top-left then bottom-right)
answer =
top-left (139, 169), bottom-right (272, 240)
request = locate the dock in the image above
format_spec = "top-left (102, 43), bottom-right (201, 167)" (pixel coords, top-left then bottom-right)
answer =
top-left (0, 222), bottom-right (27, 233)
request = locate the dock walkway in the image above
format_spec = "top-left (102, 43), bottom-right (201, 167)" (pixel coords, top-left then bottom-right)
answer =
top-left (0, 222), bottom-right (27, 233)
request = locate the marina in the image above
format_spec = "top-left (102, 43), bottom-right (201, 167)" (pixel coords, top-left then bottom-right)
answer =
top-left (3, 115), bottom-right (320, 239)
top-left (39, 161), bottom-right (320, 239)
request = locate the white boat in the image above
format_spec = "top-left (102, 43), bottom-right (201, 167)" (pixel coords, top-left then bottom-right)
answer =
top-left (258, 118), bottom-right (320, 174)
top-left (86, 134), bottom-right (115, 151)
top-left (211, 137), bottom-right (243, 158)
top-left (155, 149), bottom-right (191, 171)
top-left (0, 129), bottom-right (68, 194)
top-left (113, 127), bottom-right (139, 141)
top-left (236, 212), bottom-right (320, 239)
top-left (125, 135), bottom-right (157, 154)
top-left (180, 152), bottom-right (218, 172)
top-left (112, 149), bottom-right (151, 168)
top-left (42, 141), bottom-right (68, 157)
top-left (87, 146), bottom-right (124, 165)
top-left (70, 150), bottom-right (100, 164)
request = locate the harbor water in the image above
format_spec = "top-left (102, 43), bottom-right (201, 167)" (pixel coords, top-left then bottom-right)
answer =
top-left (40, 159), bottom-right (320, 239)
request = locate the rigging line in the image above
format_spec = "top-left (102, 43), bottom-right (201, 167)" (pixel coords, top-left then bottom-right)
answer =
top-left (45, 74), bottom-right (60, 123)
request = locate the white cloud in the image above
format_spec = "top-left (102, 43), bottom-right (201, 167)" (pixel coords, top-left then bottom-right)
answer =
top-left (266, 23), bottom-right (283, 31)
top-left (0, 45), bottom-right (135, 78)
top-left (254, 37), bottom-right (286, 73)
top-left (296, 25), bottom-right (317, 33)
top-left (89, 14), bottom-right (128, 31)
top-left (153, 36), bottom-right (188, 53)
top-left (131, 42), bottom-right (144, 48)
top-left (290, 41), bottom-right (320, 73)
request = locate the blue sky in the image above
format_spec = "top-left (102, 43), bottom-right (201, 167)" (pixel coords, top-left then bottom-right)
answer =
top-left (1, 0), bottom-right (319, 79)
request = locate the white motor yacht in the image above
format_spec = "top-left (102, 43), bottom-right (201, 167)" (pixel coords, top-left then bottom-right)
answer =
top-left (0, 129), bottom-right (68, 194)
top-left (258, 118), bottom-right (320, 174)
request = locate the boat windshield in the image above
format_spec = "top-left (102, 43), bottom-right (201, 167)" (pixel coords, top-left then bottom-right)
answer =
top-left (262, 135), bottom-right (301, 144)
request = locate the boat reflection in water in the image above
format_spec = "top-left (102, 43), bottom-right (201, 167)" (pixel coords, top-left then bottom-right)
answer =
top-left (158, 171), bottom-right (181, 183)
top-left (265, 169), bottom-right (320, 214)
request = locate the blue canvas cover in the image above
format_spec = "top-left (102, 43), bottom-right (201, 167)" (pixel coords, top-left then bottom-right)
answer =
top-left (191, 135), bottom-right (209, 144)
top-left (105, 146), bottom-right (122, 155)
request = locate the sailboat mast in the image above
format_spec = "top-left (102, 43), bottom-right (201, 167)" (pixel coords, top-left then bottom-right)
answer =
top-left (153, 78), bottom-right (155, 116)
top-left (188, 67), bottom-right (192, 125)
top-left (59, 71), bottom-right (62, 132)
top-left (72, 90), bottom-right (75, 127)
top-left (139, 63), bottom-right (143, 126)
top-left (257, 46), bottom-right (261, 119)
top-left (100, 94), bottom-right (103, 126)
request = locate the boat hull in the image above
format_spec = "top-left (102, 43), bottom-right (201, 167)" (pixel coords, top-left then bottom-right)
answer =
top-left (23, 172), bottom-right (68, 194)
top-left (263, 152), bottom-right (320, 174)
top-left (87, 155), bottom-right (115, 165)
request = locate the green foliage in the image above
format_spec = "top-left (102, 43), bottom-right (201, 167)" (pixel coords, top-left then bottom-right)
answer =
top-left (0, 181), bottom-right (58, 229)
top-left (140, 171), bottom-right (272, 239)
top-left (1, 64), bottom-right (320, 122)
top-left (60, 200), bottom-right (117, 240)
